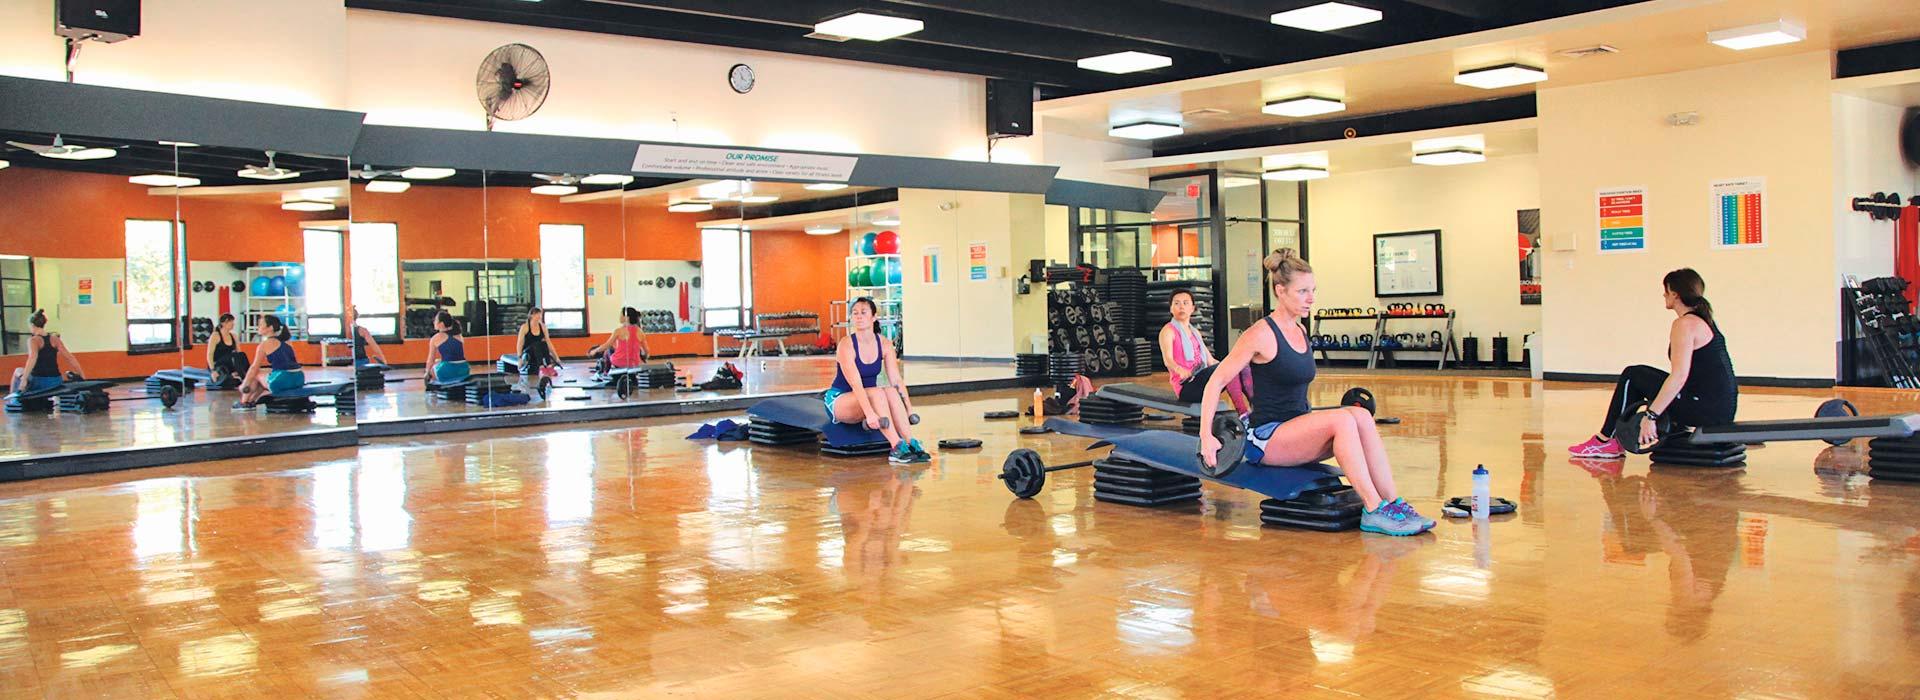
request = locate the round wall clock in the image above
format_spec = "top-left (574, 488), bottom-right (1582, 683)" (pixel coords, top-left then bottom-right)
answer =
top-left (729, 63), bottom-right (755, 94)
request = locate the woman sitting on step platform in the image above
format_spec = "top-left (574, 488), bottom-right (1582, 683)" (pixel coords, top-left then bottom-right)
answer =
top-left (1197, 249), bottom-right (1433, 536)
top-left (1568, 268), bottom-right (1738, 459)
top-left (827, 297), bottom-right (928, 466)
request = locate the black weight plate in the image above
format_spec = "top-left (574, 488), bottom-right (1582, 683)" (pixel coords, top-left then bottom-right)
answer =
top-left (984, 410), bottom-right (1020, 419)
top-left (1442, 496), bottom-right (1518, 514)
top-left (1340, 387), bottom-right (1377, 414)
top-left (1815, 399), bottom-right (1861, 445)
top-left (1205, 413), bottom-right (1247, 477)
top-left (1019, 425), bottom-right (1052, 435)
top-left (1001, 449), bottom-right (1047, 498)
top-left (939, 438), bottom-right (983, 449)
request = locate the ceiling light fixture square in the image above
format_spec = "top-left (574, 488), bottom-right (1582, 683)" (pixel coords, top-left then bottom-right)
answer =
top-left (1412, 148), bottom-right (1486, 166)
top-left (1108, 120), bottom-right (1184, 140)
top-left (366, 180), bottom-right (411, 193)
top-left (1077, 51), bottom-right (1173, 74)
top-left (400, 167), bottom-right (456, 180)
top-left (1707, 19), bottom-right (1806, 50)
top-left (1262, 165), bottom-right (1329, 181)
top-left (1270, 2), bottom-right (1382, 32)
top-left (1453, 63), bottom-right (1548, 89)
top-left (1262, 95), bottom-right (1347, 118)
top-left (814, 12), bottom-right (924, 41)
top-left (668, 201), bottom-right (714, 213)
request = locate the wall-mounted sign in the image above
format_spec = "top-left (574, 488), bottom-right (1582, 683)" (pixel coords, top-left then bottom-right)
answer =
top-left (968, 241), bottom-right (989, 281)
top-left (77, 277), bottom-right (93, 306)
top-left (922, 246), bottom-right (941, 285)
top-left (632, 144), bottom-right (858, 181)
top-left (1597, 186), bottom-right (1647, 254)
top-left (1710, 177), bottom-right (1765, 249)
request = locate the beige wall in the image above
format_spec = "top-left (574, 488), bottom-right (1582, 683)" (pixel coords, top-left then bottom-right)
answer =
top-left (1304, 154), bottom-right (1543, 358)
top-left (1538, 51), bottom-right (1836, 379)
top-left (897, 190), bottom-right (1041, 359)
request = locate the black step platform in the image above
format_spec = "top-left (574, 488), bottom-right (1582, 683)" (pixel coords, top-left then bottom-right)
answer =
top-left (819, 438), bottom-right (892, 458)
top-left (1077, 396), bottom-right (1144, 425)
top-left (1650, 442), bottom-right (1747, 468)
top-left (1092, 457), bottom-right (1201, 507)
top-left (1867, 436), bottom-right (1920, 481)
top-left (1259, 483), bottom-right (1363, 531)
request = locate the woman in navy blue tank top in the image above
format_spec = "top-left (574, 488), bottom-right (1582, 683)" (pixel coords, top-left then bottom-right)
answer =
top-left (1197, 249), bottom-right (1432, 535)
top-left (828, 297), bottom-right (927, 464)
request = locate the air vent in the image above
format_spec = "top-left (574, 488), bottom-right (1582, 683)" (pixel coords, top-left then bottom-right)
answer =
top-left (1555, 44), bottom-right (1619, 59)
top-left (805, 31), bottom-right (851, 42)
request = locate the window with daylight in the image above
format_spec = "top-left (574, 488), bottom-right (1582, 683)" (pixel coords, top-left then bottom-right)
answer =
top-left (349, 222), bottom-right (401, 339)
top-left (539, 224), bottom-right (586, 334)
top-left (700, 228), bottom-right (753, 329)
top-left (125, 219), bottom-right (178, 351)
top-left (304, 229), bottom-right (345, 337)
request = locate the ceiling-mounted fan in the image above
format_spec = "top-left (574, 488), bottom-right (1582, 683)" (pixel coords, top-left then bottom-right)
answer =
top-left (4, 134), bottom-right (118, 160)
top-left (238, 151), bottom-right (300, 181)
top-left (477, 43), bottom-right (551, 130)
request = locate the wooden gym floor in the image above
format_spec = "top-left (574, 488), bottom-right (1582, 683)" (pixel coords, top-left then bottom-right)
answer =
top-left (1, 374), bottom-right (1918, 698)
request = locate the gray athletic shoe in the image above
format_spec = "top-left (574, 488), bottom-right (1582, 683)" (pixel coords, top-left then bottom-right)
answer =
top-left (1387, 499), bottom-right (1437, 531)
top-left (1360, 503), bottom-right (1429, 536)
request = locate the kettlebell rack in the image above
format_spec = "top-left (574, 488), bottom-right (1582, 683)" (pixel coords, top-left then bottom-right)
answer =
top-left (1309, 309), bottom-right (1459, 370)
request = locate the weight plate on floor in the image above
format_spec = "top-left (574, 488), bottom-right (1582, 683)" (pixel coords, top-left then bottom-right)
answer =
top-left (984, 410), bottom-right (1020, 419)
top-left (1000, 448), bottom-right (1047, 498)
top-left (1815, 398), bottom-right (1861, 446)
top-left (1340, 387), bottom-right (1377, 415)
top-left (939, 438), bottom-right (983, 450)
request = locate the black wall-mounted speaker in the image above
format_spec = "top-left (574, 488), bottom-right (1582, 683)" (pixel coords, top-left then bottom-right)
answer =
top-left (987, 78), bottom-right (1034, 138)
top-left (1902, 108), bottom-right (1920, 168)
top-left (56, 0), bottom-right (140, 43)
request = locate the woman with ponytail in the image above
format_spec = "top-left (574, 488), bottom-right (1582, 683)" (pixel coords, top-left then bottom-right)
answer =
top-left (1570, 268), bottom-right (1737, 458)
top-left (9, 310), bottom-right (82, 396)
top-left (1197, 249), bottom-right (1433, 536)
top-left (827, 297), bottom-right (927, 465)
top-left (422, 310), bottom-right (470, 386)
top-left (238, 314), bottom-right (304, 407)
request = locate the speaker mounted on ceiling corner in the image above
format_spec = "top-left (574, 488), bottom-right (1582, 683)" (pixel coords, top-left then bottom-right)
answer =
top-left (55, 0), bottom-right (140, 43)
top-left (1902, 107), bottom-right (1920, 168)
top-left (987, 78), bottom-right (1034, 138)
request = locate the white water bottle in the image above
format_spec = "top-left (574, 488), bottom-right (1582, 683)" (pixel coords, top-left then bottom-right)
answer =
top-left (1471, 464), bottom-right (1491, 519)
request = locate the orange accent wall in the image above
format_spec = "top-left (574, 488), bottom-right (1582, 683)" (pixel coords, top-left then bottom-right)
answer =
top-left (753, 229), bottom-right (845, 346)
top-left (0, 167), bottom-right (178, 258)
top-left (625, 206), bottom-right (709, 260)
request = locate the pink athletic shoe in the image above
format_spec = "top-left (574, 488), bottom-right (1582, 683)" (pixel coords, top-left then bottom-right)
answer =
top-left (1567, 435), bottom-right (1625, 459)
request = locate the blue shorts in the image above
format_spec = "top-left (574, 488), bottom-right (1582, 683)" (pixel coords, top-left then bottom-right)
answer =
top-left (434, 361), bottom-right (471, 384)
top-left (823, 388), bottom-right (847, 417)
top-left (266, 369), bottom-right (305, 394)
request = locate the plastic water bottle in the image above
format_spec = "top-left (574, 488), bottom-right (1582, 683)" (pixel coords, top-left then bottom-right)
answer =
top-left (1472, 464), bottom-right (1491, 519)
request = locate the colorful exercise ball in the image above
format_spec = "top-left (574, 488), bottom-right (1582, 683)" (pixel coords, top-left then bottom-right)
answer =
top-left (867, 264), bottom-right (885, 288)
top-left (283, 265), bottom-right (305, 286)
top-left (848, 265), bottom-right (864, 286)
top-left (250, 276), bottom-right (272, 296)
top-left (873, 230), bottom-right (900, 254)
top-left (859, 232), bottom-right (878, 256)
top-left (886, 257), bottom-right (902, 285)
top-left (267, 276), bottom-right (288, 296)
top-left (857, 264), bottom-right (876, 288)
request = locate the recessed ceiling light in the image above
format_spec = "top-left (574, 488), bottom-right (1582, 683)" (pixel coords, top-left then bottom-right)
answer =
top-left (668, 201), bottom-right (714, 213)
top-left (1262, 95), bottom-right (1347, 118)
top-left (741, 194), bottom-right (780, 203)
top-left (1454, 63), bottom-right (1548, 89)
top-left (366, 180), bottom-right (411, 193)
top-left (1219, 174), bottom-right (1262, 188)
top-left (1077, 51), bottom-right (1172, 74)
top-left (698, 221), bottom-right (742, 230)
top-left (128, 174), bottom-right (201, 187)
top-left (869, 216), bottom-right (901, 227)
top-left (814, 12), bottom-right (923, 41)
top-left (531, 184), bottom-right (578, 196)
top-left (804, 183), bottom-right (849, 191)
top-left (804, 224), bottom-right (843, 235)
top-left (581, 173), bottom-right (635, 186)
top-left (1262, 165), bottom-right (1329, 181)
top-left (39, 146), bottom-right (117, 161)
top-left (281, 200), bottom-right (335, 212)
top-left (1708, 20), bottom-right (1805, 50)
top-left (1271, 2), bottom-right (1382, 32)
top-left (157, 140), bottom-right (199, 147)
top-left (399, 167), bottom-right (456, 180)
top-left (1412, 148), bottom-right (1485, 166)
top-left (1108, 120), bottom-right (1184, 140)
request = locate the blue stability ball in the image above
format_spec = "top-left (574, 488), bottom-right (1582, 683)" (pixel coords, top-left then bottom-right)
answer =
top-left (283, 265), bottom-right (305, 294)
top-left (860, 232), bottom-right (878, 256)
top-left (886, 257), bottom-right (902, 285)
top-left (267, 276), bottom-right (288, 296)
top-left (250, 275), bottom-right (271, 296)
top-left (285, 277), bottom-right (303, 296)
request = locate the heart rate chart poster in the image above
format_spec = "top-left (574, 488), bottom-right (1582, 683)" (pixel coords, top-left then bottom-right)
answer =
top-left (1711, 177), bottom-right (1765, 249)
top-left (1597, 186), bottom-right (1647, 254)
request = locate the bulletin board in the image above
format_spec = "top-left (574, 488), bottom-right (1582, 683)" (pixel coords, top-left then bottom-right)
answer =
top-left (1373, 230), bottom-right (1443, 297)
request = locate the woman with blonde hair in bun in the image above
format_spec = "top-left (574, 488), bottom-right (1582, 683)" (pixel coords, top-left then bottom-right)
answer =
top-left (1196, 249), bottom-right (1433, 536)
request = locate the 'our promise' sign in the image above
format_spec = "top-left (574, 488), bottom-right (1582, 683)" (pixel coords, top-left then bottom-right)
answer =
top-left (631, 145), bottom-right (858, 181)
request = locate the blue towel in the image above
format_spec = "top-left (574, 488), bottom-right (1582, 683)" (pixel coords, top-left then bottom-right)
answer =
top-left (689, 418), bottom-right (749, 441)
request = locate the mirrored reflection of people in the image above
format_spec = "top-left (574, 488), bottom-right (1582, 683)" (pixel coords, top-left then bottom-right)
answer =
top-left (832, 468), bottom-right (920, 587)
top-left (1580, 462), bottom-right (1738, 642)
top-left (346, 306), bottom-right (389, 367)
top-left (10, 310), bottom-right (82, 396)
top-left (238, 315), bottom-right (304, 407)
top-left (590, 307), bottom-right (649, 376)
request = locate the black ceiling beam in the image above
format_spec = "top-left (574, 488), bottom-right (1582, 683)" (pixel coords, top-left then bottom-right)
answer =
top-left (875, 0), bottom-right (1361, 63)
top-left (1161, 0), bottom-right (1478, 44)
top-left (1151, 94), bottom-right (1534, 157)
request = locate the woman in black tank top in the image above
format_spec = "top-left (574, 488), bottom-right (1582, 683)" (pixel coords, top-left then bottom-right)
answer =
top-left (1198, 250), bottom-right (1432, 533)
top-left (10, 310), bottom-right (84, 395)
top-left (515, 308), bottom-right (559, 376)
top-left (1571, 269), bottom-right (1738, 458)
top-left (207, 314), bottom-right (243, 379)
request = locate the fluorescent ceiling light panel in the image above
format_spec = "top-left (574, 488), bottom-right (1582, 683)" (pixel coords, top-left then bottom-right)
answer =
top-left (869, 216), bottom-right (901, 227)
top-left (1263, 165), bottom-right (1329, 181)
top-left (668, 201), bottom-right (714, 213)
top-left (1077, 51), bottom-right (1172, 74)
top-left (804, 224), bottom-right (843, 235)
top-left (697, 180), bottom-right (745, 200)
top-left (1108, 120), bottom-right (1184, 140)
top-left (697, 221), bottom-right (742, 230)
top-left (128, 174), bottom-right (200, 187)
top-left (1412, 148), bottom-right (1485, 166)
top-left (804, 183), bottom-right (849, 191)
top-left (281, 200), bottom-right (335, 212)
top-left (1262, 95), bottom-right (1346, 117)
top-left (399, 167), bottom-right (456, 180)
top-left (1271, 2), bottom-right (1382, 32)
top-left (741, 195), bottom-right (780, 203)
top-left (531, 184), bottom-right (578, 196)
top-left (580, 173), bottom-right (634, 186)
top-left (814, 12), bottom-right (923, 41)
top-left (40, 147), bottom-right (116, 160)
top-left (1708, 20), bottom-right (1805, 50)
top-left (366, 180), bottom-right (411, 193)
top-left (1219, 174), bottom-right (1261, 189)
top-left (157, 140), bottom-right (199, 147)
top-left (1454, 63), bottom-right (1548, 89)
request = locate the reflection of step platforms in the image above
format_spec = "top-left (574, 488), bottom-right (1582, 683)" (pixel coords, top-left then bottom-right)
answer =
top-left (355, 366), bottom-right (386, 390)
top-left (630, 366), bottom-right (677, 389)
top-left (1077, 396), bottom-right (1143, 425)
top-left (1868, 436), bottom-right (1920, 482)
top-left (1650, 442), bottom-right (1747, 468)
top-left (1092, 457), bottom-right (1201, 506)
top-left (56, 391), bottom-right (108, 414)
top-left (1260, 485), bottom-right (1362, 531)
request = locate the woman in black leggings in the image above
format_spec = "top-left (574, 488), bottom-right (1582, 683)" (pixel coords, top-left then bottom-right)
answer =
top-left (1570, 268), bottom-right (1737, 458)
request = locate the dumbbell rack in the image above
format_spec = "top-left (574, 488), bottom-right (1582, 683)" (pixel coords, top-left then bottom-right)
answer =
top-left (1840, 276), bottom-right (1920, 388)
top-left (1309, 311), bottom-right (1459, 370)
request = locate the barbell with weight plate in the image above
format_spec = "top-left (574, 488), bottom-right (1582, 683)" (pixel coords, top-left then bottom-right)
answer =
top-left (1616, 397), bottom-right (1863, 454)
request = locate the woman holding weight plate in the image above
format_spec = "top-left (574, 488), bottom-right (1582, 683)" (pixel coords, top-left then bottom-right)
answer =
top-left (1568, 268), bottom-right (1737, 458)
top-left (1197, 249), bottom-right (1433, 536)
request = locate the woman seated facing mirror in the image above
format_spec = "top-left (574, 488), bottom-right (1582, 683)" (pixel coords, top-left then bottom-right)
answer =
top-left (237, 315), bottom-right (303, 408)
top-left (8, 310), bottom-right (83, 396)
top-left (422, 311), bottom-right (469, 386)
top-left (345, 307), bottom-right (390, 368)
top-left (589, 307), bottom-right (649, 376)
top-left (514, 307), bottom-right (561, 379)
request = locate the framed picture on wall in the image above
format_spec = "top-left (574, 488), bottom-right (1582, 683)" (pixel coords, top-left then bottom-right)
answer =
top-left (1374, 230), bottom-right (1443, 297)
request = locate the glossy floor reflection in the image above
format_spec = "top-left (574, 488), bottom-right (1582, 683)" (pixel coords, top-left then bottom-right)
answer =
top-left (0, 366), bottom-right (352, 461)
top-left (2, 375), bottom-right (1918, 698)
top-left (355, 356), bottom-right (1016, 423)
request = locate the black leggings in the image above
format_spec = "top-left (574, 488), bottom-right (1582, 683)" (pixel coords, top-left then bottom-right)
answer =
top-left (521, 343), bottom-right (558, 374)
top-left (1598, 364), bottom-right (1734, 438)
